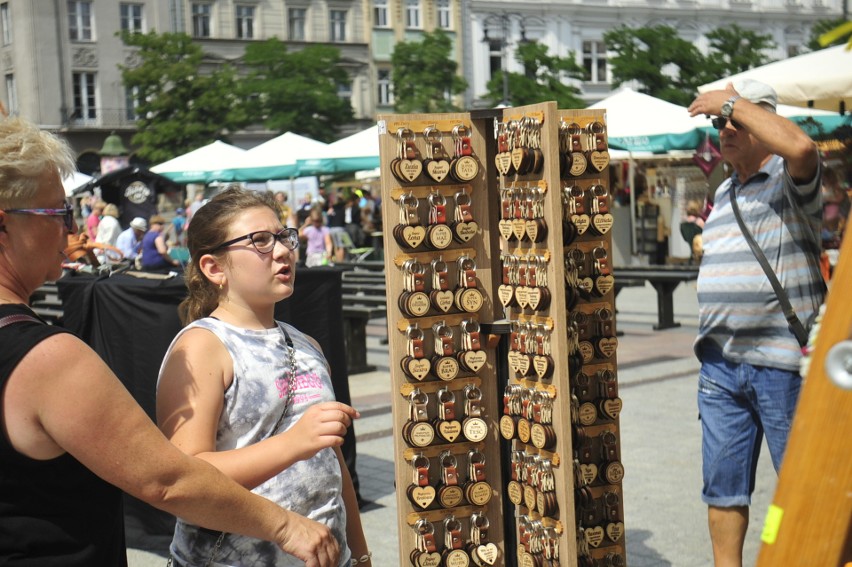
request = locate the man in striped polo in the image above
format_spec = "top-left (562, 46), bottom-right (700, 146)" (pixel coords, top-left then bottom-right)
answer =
top-left (687, 79), bottom-right (823, 566)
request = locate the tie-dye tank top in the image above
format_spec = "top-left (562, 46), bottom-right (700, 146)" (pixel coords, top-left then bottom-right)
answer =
top-left (159, 317), bottom-right (350, 567)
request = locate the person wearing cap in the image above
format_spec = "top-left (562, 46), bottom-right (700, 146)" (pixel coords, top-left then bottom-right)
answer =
top-left (116, 217), bottom-right (147, 261)
top-left (140, 215), bottom-right (180, 271)
top-left (688, 79), bottom-right (823, 566)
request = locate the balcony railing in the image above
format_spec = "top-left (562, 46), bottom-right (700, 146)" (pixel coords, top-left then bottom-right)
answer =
top-left (63, 107), bottom-right (138, 129)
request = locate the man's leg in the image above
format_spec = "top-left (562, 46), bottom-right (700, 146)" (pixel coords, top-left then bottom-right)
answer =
top-left (708, 505), bottom-right (748, 567)
top-left (698, 349), bottom-right (762, 567)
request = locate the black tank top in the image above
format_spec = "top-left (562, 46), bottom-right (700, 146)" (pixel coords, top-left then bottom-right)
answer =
top-left (0, 304), bottom-right (126, 566)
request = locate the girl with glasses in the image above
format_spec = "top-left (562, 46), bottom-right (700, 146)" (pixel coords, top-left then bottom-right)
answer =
top-left (156, 187), bottom-right (369, 567)
top-left (0, 118), bottom-right (340, 566)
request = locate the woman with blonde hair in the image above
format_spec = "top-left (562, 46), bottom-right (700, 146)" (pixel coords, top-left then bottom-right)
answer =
top-left (95, 203), bottom-right (122, 247)
top-left (0, 117), bottom-right (339, 566)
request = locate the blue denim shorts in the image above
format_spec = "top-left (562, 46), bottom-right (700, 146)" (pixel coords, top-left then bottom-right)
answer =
top-left (697, 346), bottom-right (802, 507)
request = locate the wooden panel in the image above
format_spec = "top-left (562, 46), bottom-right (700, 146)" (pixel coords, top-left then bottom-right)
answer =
top-left (377, 111), bottom-right (506, 566)
top-left (757, 225), bottom-right (852, 566)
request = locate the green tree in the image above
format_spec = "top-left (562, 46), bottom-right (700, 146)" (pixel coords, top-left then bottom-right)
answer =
top-left (809, 18), bottom-right (852, 49)
top-left (604, 25), bottom-right (707, 106)
top-left (391, 30), bottom-right (468, 113)
top-left (485, 41), bottom-right (586, 108)
top-left (119, 31), bottom-right (247, 164)
top-left (704, 24), bottom-right (775, 77)
top-left (241, 39), bottom-right (353, 142)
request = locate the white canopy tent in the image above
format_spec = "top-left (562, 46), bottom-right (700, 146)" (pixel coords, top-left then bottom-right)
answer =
top-left (151, 141), bottom-right (246, 184)
top-left (295, 125), bottom-right (380, 176)
top-left (698, 45), bottom-right (852, 112)
top-left (587, 89), bottom-right (713, 256)
top-left (210, 132), bottom-right (329, 182)
top-left (62, 171), bottom-right (94, 197)
top-left (588, 88), bottom-right (712, 153)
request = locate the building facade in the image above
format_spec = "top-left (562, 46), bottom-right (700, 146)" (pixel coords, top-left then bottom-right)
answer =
top-left (0, 0), bottom-right (843, 166)
top-left (0, 0), bottom-right (371, 164)
top-left (465, 0), bottom-right (843, 108)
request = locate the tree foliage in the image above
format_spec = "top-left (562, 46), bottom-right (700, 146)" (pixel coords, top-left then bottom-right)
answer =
top-left (808, 18), bottom-right (852, 49)
top-left (604, 24), bottom-right (775, 106)
top-left (604, 25), bottom-right (709, 106)
top-left (119, 31), bottom-right (247, 164)
top-left (704, 24), bottom-right (776, 76)
top-left (241, 39), bottom-right (353, 142)
top-left (391, 30), bottom-right (468, 113)
top-left (485, 41), bottom-right (586, 108)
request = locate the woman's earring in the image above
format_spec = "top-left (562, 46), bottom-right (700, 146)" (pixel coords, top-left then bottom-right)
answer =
top-left (218, 283), bottom-right (224, 291)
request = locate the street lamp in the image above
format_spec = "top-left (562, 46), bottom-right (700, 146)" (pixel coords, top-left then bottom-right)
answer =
top-left (481, 12), bottom-right (529, 107)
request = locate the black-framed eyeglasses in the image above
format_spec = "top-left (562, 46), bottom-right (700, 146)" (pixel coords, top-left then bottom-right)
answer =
top-left (711, 117), bottom-right (742, 131)
top-left (3, 202), bottom-right (76, 232)
top-left (211, 228), bottom-right (299, 254)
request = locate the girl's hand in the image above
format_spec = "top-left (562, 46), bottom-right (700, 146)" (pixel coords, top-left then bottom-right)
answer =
top-left (282, 402), bottom-right (360, 462)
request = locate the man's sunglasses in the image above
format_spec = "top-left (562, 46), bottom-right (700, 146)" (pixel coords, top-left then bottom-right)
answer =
top-left (211, 228), bottom-right (299, 254)
top-left (711, 117), bottom-right (742, 131)
top-left (3, 203), bottom-right (76, 232)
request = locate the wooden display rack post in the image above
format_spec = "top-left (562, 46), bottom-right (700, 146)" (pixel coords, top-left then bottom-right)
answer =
top-left (756, 226), bottom-right (852, 566)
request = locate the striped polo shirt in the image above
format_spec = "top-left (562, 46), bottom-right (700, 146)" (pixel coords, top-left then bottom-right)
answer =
top-left (695, 154), bottom-right (823, 371)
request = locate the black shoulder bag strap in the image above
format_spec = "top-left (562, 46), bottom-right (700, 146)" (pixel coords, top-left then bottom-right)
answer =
top-left (728, 184), bottom-right (819, 348)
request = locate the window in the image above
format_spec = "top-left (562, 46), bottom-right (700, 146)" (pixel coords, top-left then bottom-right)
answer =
top-left (236, 5), bottom-right (255, 39)
top-left (120, 3), bottom-right (144, 33)
top-left (68, 1), bottom-right (93, 41)
top-left (1, 2), bottom-right (11, 46)
top-left (330, 9), bottom-right (346, 42)
top-left (488, 39), bottom-right (502, 80)
top-left (337, 81), bottom-right (352, 104)
top-left (377, 69), bottom-right (393, 106)
top-left (582, 40), bottom-right (607, 84)
top-left (436, 0), bottom-right (451, 30)
top-left (191, 3), bottom-right (211, 38)
top-left (125, 86), bottom-right (139, 121)
top-left (373, 0), bottom-right (388, 28)
top-left (288, 8), bottom-right (306, 41)
top-left (4, 74), bottom-right (16, 115)
top-left (72, 72), bottom-right (97, 121)
top-left (405, 0), bottom-right (420, 29)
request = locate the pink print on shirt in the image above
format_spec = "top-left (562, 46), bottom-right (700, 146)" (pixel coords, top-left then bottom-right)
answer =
top-left (276, 370), bottom-right (324, 404)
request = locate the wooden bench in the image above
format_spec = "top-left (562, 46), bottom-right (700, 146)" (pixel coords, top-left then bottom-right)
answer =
top-left (337, 268), bottom-right (390, 374)
top-left (341, 282), bottom-right (387, 296)
top-left (29, 282), bottom-right (64, 325)
top-left (612, 265), bottom-right (699, 330)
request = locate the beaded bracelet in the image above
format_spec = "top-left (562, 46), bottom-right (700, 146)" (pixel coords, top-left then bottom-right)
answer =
top-left (351, 552), bottom-right (372, 565)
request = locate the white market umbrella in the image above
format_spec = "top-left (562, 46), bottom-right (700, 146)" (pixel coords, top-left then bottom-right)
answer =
top-left (698, 45), bottom-right (852, 112)
top-left (211, 132), bottom-right (329, 182)
top-left (588, 88), bottom-right (711, 153)
top-left (62, 171), bottom-right (94, 197)
top-left (151, 141), bottom-right (246, 184)
top-left (295, 125), bottom-right (380, 176)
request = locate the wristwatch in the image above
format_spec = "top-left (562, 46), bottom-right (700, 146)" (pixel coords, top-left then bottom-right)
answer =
top-left (720, 95), bottom-right (740, 119)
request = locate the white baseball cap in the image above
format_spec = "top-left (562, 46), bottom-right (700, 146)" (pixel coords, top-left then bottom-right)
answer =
top-left (733, 79), bottom-right (777, 113)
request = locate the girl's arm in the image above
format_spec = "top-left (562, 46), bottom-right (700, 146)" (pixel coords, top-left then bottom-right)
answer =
top-left (157, 328), bottom-right (358, 490)
top-left (335, 446), bottom-right (370, 565)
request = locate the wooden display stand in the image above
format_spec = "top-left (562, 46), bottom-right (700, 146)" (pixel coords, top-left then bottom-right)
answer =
top-left (379, 103), bottom-right (625, 567)
top-left (756, 226), bottom-right (852, 566)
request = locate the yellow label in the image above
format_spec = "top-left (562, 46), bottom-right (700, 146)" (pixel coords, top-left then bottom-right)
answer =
top-left (761, 504), bottom-right (784, 545)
